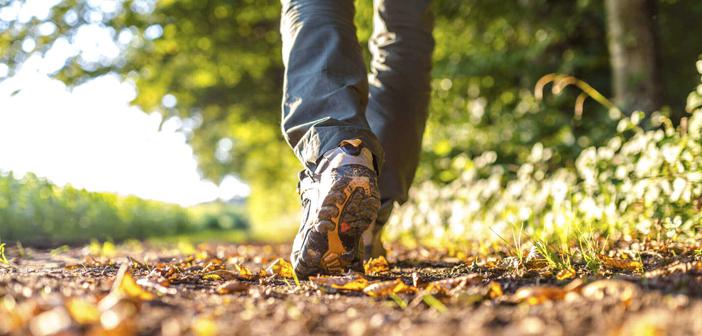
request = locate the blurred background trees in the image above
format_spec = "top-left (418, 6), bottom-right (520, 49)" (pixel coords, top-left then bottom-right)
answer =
top-left (1, 0), bottom-right (700, 239)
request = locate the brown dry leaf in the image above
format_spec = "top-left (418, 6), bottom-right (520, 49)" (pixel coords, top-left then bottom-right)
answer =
top-left (424, 274), bottom-right (484, 296)
top-left (310, 275), bottom-right (370, 291)
top-left (363, 279), bottom-right (416, 298)
top-left (203, 270), bottom-right (238, 281)
top-left (216, 280), bottom-right (250, 294)
top-left (563, 278), bottom-right (585, 292)
top-left (525, 258), bottom-right (550, 270)
top-left (136, 278), bottom-right (177, 295)
top-left (581, 279), bottom-right (640, 304)
top-left (65, 298), bottom-right (100, 325)
top-left (364, 256), bottom-right (390, 275)
top-left (512, 286), bottom-right (565, 305)
top-left (599, 255), bottom-right (643, 272)
top-left (556, 267), bottom-right (576, 281)
top-left (487, 281), bottom-right (503, 299)
top-left (266, 258), bottom-right (294, 278)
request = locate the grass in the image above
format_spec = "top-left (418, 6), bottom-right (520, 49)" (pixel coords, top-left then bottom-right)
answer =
top-left (384, 74), bottom-right (702, 274)
top-left (422, 294), bottom-right (448, 313)
top-left (147, 229), bottom-right (250, 245)
top-left (0, 243), bottom-right (8, 264)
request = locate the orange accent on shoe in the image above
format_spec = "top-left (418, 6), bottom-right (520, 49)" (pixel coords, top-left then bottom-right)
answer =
top-left (321, 177), bottom-right (373, 273)
top-left (340, 222), bottom-right (351, 233)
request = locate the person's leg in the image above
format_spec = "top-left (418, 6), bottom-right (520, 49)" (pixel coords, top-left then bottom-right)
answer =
top-left (364, 0), bottom-right (435, 256)
top-left (280, 0), bottom-right (383, 171)
top-left (281, 0), bottom-right (383, 276)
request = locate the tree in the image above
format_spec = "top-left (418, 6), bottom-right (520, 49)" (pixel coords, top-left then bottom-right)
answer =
top-left (1, 0), bottom-right (700, 228)
top-left (605, 0), bottom-right (662, 114)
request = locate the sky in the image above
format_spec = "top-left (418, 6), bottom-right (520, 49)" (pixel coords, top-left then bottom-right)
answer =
top-left (0, 0), bottom-right (251, 206)
top-left (0, 65), bottom-right (250, 207)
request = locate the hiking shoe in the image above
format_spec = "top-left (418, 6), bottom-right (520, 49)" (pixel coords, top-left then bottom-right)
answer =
top-left (291, 139), bottom-right (381, 277)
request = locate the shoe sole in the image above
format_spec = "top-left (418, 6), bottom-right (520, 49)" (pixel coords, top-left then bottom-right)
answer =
top-left (294, 165), bottom-right (380, 276)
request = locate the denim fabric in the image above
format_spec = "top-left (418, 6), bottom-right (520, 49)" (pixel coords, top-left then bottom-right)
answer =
top-left (280, 0), bottom-right (434, 224)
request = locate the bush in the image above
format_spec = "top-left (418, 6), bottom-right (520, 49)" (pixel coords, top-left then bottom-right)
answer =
top-left (386, 58), bottom-right (702, 258)
top-left (0, 172), bottom-right (246, 245)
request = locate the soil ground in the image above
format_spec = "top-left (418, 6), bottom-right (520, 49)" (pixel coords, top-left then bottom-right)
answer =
top-left (1, 242), bottom-right (701, 335)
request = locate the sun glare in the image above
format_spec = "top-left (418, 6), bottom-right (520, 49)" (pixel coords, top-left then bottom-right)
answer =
top-left (0, 66), bottom-right (248, 206)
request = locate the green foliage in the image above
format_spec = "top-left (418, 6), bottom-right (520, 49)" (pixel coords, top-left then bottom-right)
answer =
top-left (1, 1), bottom-right (701, 235)
top-left (0, 172), bottom-right (247, 245)
top-left (385, 64), bottom-right (702, 268)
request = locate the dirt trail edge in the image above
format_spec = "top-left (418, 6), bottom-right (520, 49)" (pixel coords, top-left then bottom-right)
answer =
top-left (1, 243), bottom-right (701, 335)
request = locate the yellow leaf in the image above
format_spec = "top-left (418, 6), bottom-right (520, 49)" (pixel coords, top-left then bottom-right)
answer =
top-left (192, 315), bottom-right (218, 336)
top-left (233, 264), bottom-right (255, 280)
top-left (599, 255), bottom-right (643, 272)
top-left (266, 258), bottom-right (294, 278)
top-left (364, 256), bottom-right (390, 275)
top-left (487, 281), bottom-right (503, 299)
top-left (65, 298), bottom-right (100, 325)
top-left (556, 267), bottom-right (576, 281)
top-left (363, 279), bottom-right (416, 298)
top-left (512, 286), bottom-right (565, 305)
top-left (202, 274), bottom-right (223, 281)
top-left (310, 275), bottom-right (370, 291)
top-left (114, 264), bottom-right (155, 301)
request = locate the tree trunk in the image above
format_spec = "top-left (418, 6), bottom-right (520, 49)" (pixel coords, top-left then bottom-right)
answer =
top-left (605, 0), bottom-right (663, 114)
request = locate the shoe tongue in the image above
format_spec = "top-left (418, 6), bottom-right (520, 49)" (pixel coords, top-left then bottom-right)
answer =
top-left (314, 143), bottom-right (374, 175)
top-left (340, 142), bottom-right (362, 156)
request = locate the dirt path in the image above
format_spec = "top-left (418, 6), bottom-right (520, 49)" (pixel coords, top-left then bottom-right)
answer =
top-left (1, 243), bottom-right (701, 335)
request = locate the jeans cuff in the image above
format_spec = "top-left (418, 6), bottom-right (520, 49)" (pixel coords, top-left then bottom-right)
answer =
top-left (293, 125), bottom-right (385, 174)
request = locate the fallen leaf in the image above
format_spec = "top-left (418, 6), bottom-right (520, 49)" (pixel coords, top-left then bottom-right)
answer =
top-left (424, 274), bottom-right (484, 296)
top-left (363, 279), bottom-right (416, 298)
top-left (112, 264), bottom-right (155, 301)
top-left (233, 264), bottom-right (255, 280)
top-left (192, 315), bottom-right (218, 336)
top-left (581, 279), bottom-right (640, 304)
top-left (310, 275), bottom-right (370, 291)
top-left (127, 256), bottom-right (146, 270)
top-left (98, 296), bottom-right (139, 331)
top-left (563, 278), bottom-right (585, 292)
top-left (487, 281), bottom-right (503, 299)
top-left (364, 256), bottom-right (390, 275)
top-left (203, 270), bottom-right (240, 281)
top-left (29, 307), bottom-right (73, 336)
top-left (0, 298), bottom-right (39, 334)
top-left (512, 286), bottom-right (565, 305)
top-left (97, 264), bottom-right (152, 333)
top-left (216, 280), bottom-right (250, 294)
top-left (525, 258), bottom-right (550, 270)
top-left (136, 278), bottom-right (177, 296)
top-left (556, 267), bottom-right (576, 280)
top-left (65, 298), bottom-right (100, 325)
top-left (266, 258), bottom-right (294, 278)
top-left (599, 255), bottom-right (643, 272)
